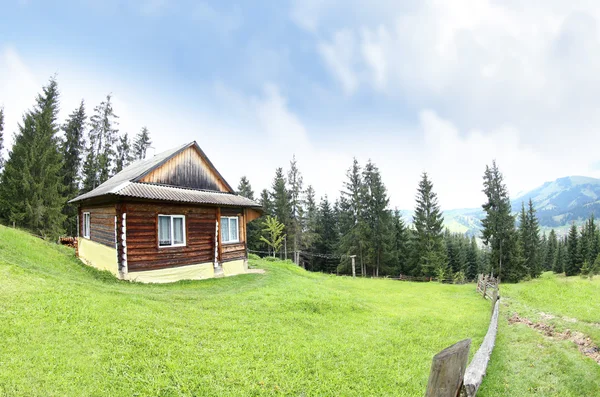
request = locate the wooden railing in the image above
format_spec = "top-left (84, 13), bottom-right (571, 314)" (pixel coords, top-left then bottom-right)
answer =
top-left (426, 275), bottom-right (500, 396)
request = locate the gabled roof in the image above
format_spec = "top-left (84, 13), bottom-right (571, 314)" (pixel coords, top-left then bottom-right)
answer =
top-left (70, 142), bottom-right (260, 209)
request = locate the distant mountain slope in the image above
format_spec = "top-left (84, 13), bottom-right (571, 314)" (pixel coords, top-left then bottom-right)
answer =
top-left (401, 176), bottom-right (600, 237)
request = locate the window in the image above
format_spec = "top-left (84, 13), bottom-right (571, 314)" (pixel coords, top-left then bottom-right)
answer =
top-left (221, 216), bottom-right (239, 243)
top-left (158, 215), bottom-right (186, 247)
top-left (82, 212), bottom-right (90, 239)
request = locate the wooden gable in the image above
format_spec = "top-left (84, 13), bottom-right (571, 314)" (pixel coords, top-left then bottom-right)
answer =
top-left (137, 145), bottom-right (232, 193)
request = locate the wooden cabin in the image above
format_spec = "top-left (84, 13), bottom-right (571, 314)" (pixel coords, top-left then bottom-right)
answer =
top-left (69, 142), bottom-right (262, 283)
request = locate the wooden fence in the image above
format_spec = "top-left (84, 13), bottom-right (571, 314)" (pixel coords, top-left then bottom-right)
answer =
top-left (426, 275), bottom-right (500, 397)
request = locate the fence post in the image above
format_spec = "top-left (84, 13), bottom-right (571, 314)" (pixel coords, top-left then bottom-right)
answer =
top-left (425, 339), bottom-right (471, 397)
top-left (350, 255), bottom-right (356, 278)
top-left (482, 276), bottom-right (487, 299)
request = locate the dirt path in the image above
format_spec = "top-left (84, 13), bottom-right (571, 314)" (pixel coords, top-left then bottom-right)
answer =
top-left (508, 312), bottom-right (600, 364)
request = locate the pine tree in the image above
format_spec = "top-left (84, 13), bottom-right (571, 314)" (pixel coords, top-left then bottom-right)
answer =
top-left (0, 106), bottom-right (4, 172)
top-left (60, 100), bottom-right (87, 236)
top-left (412, 172), bottom-right (446, 277)
top-left (83, 95), bottom-right (119, 190)
top-left (390, 209), bottom-right (410, 275)
top-left (362, 160), bottom-right (392, 277)
top-left (114, 133), bottom-right (132, 174)
top-left (314, 196), bottom-right (338, 273)
top-left (287, 156), bottom-right (304, 265)
top-left (260, 189), bottom-right (273, 217)
top-left (0, 78), bottom-right (66, 239)
top-left (133, 126), bottom-right (152, 160)
top-left (481, 161), bottom-right (523, 282)
top-left (237, 176), bottom-right (260, 252)
top-left (547, 229), bottom-right (558, 272)
top-left (237, 176), bottom-right (254, 200)
top-left (566, 223), bottom-right (582, 276)
top-left (338, 158), bottom-right (368, 276)
top-left (554, 238), bottom-right (565, 274)
top-left (466, 236), bottom-right (480, 280)
top-left (303, 185), bottom-right (319, 269)
top-left (90, 95), bottom-right (119, 184)
top-left (271, 167), bottom-right (291, 256)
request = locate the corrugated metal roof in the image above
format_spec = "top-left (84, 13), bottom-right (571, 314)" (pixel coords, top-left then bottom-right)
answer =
top-left (71, 143), bottom-right (192, 202)
top-left (69, 142), bottom-right (261, 209)
top-left (115, 183), bottom-right (262, 208)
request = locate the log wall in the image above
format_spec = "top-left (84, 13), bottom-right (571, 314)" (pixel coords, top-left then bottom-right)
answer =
top-left (80, 205), bottom-right (116, 248)
top-left (126, 203), bottom-right (217, 272)
top-left (220, 207), bottom-right (247, 262)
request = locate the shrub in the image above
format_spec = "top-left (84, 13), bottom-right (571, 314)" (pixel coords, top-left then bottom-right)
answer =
top-left (248, 253), bottom-right (260, 260)
top-left (453, 271), bottom-right (466, 284)
top-left (263, 256), bottom-right (278, 262)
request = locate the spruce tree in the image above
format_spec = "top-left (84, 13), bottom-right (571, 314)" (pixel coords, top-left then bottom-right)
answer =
top-left (133, 126), bottom-right (152, 160)
top-left (314, 196), bottom-right (338, 273)
top-left (91, 95), bottom-right (119, 184)
top-left (271, 167), bottom-right (291, 247)
top-left (0, 106), bottom-right (4, 172)
top-left (287, 156), bottom-right (305, 265)
top-left (260, 188), bottom-right (273, 217)
top-left (114, 133), bottom-right (133, 174)
top-left (566, 223), bottom-right (582, 276)
top-left (0, 78), bottom-right (66, 239)
top-left (237, 176), bottom-right (254, 200)
top-left (303, 185), bottom-right (320, 269)
top-left (390, 209), bottom-right (410, 275)
top-left (237, 176), bottom-right (260, 252)
top-left (412, 172), bottom-right (446, 277)
top-left (466, 236), bottom-right (480, 280)
top-left (362, 160), bottom-right (392, 277)
top-left (60, 100), bottom-right (87, 235)
top-left (339, 158), bottom-right (369, 276)
top-left (547, 229), bottom-right (558, 272)
top-left (481, 161), bottom-right (523, 282)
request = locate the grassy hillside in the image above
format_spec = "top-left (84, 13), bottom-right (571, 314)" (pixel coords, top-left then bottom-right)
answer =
top-left (479, 273), bottom-right (600, 396)
top-left (0, 226), bottom-right (490, 396)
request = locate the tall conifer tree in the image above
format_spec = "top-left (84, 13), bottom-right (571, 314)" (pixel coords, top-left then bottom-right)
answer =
top-left (133, 126), bottom-right (152, 160)
top-left (237, 176), bottom-right (260, 251)
top-left (412, 172), bottom-right (446, 277)
top-left (114, 132), bottom-right (132, 174)
top-left (60, 100), bottom-right (87, 235)
top-left (287, 156), bottom-right (304, 264)
top-left (0, 78), bottom-right (66, 239)
top-left (566, 223), bottom-right (582, 276)
top-left (481, 161), bottom-right (523, 282)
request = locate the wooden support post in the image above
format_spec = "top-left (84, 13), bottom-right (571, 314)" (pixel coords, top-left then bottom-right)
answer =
top-left (425, 339), bottom-right (471, 397)
top-left (482, 276), bottom-right (487, 299)
top-left (350, 255), bottom-right (356, 278)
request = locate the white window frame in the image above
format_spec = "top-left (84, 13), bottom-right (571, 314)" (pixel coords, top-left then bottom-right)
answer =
top-left (221, 216), bottom-right (240, 244)
top-left (157, 214), bottom-right (186, 248)
top-left (82, 212), bottom-right (91, 239)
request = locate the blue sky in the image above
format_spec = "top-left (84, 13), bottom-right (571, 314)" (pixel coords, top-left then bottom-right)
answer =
top-left (2, 0), bottom-right (600, 209)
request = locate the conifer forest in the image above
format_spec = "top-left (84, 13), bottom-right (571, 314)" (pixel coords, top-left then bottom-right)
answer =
top-left (1, 77), bottom-right (598, 283)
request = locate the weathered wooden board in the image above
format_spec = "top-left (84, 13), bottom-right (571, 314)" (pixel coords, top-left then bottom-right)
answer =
top-left (138, 146), bottom-right (231, 192)
top-left (426, 339), bottom-right (471, 397)
top-left (80, 205), bottom-right (116, 248)
top-left (461, 300), bottom-right (500, 397)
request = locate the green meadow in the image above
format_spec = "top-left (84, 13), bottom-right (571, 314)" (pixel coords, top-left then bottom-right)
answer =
top-left (0, 226), bottom-right (489, 396)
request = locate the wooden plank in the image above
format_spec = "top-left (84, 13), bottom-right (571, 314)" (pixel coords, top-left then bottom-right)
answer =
top-left (426, 339), bottom-right (471, 397)
top-left (462, 300), bottom-right (500, 397)
top-left (217, 207), bottom-right (222, 264)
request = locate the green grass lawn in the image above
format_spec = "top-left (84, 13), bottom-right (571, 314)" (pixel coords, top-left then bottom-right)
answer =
top-left (479, 272), bottom-right (600, 397)
top-left (0, 226), bottom-right (490, 396)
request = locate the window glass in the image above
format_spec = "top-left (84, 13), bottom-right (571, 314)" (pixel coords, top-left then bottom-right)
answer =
top-left (173, 217), bottom-right (184, 245)
top-left (229, 217), bottom-right (238, 242)
top-left (83, 213), bottom-right (90, 238)
top-left (158, 215), bottom-right (172, 246)
top-left (221, 217), bottom-right (230, 243)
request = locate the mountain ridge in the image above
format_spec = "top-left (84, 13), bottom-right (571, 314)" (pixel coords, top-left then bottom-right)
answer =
top-left (402, 176), bottom-right (600, 236)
